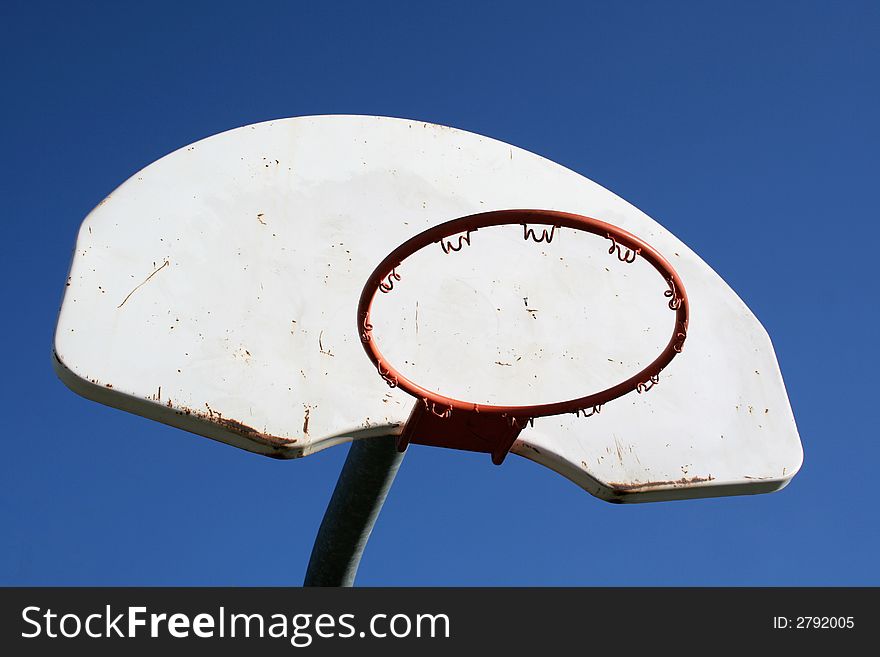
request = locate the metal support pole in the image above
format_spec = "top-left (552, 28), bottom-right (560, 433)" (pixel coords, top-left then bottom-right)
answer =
top-left (303, 435), bottom-right (404, 586)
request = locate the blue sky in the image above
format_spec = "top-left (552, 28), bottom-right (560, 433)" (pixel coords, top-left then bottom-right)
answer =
top-left (2, 0), bottom-right (877, 585)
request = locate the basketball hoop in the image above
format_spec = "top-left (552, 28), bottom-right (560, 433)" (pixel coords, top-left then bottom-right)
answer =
top-left (357, 209), bottom-right (689, 465)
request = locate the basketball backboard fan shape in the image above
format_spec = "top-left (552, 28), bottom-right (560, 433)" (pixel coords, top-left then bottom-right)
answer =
top-left (53, 115), bottom-right (802, 503)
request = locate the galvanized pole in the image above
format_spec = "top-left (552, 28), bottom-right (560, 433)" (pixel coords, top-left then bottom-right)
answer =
top-left (303, 435), bottom-right (404, 586)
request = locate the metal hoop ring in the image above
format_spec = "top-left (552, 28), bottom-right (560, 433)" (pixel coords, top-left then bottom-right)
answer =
top-left (357, 209), bottom-right (689, 420)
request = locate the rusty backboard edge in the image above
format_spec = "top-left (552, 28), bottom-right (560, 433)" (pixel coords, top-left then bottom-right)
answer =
top-left (510, 439), bottom-right (795, 504)
top-left (51, 350), bottom-right (401, 460)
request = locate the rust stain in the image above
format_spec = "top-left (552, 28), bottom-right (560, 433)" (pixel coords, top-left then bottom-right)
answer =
top-left (302, 407), bottom-right (311, 434)
top-left (117, 260), bottom-right (170, 308)
top-left (174, 402), bottom-right (298, 448)
top-left (213, 416), bottom-right (297, 447)
top-left (608, 474), bottom-right (715, 491)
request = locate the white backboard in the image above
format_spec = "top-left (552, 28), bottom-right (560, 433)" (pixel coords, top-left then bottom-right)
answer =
top-left (54, 115), bottom-right (802, 502)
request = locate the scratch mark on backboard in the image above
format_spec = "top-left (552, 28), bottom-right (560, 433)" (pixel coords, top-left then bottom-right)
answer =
top-left (117, 260), bottom-right (169, 308)
top-left (318, 330), bottom-right (334, 357)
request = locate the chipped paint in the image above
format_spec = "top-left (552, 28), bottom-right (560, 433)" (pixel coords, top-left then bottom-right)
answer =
top-left (608, 475), bottom-right (715, 491)
top-left (174, 402), bottom-right (298, 448)
top-left (51, 350), bottom-right (303, 459)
